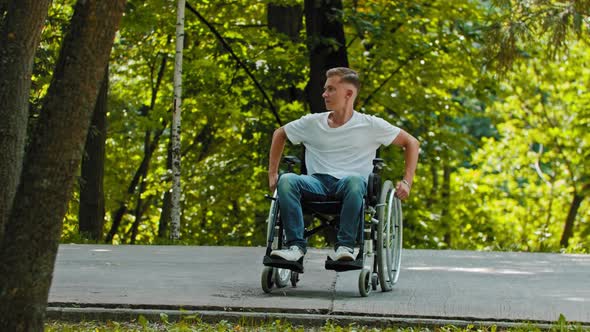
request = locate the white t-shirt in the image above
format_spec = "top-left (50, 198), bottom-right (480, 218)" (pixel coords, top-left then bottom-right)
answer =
top-left (284, 111), bottom-right (400, 179)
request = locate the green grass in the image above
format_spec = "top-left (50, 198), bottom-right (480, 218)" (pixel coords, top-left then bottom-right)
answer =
top-left (45, 315), bottom-right (590, 332)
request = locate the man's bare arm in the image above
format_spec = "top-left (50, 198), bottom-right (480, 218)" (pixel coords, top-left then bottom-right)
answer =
top-left (391, 130), bottom-right (420, 200)
top-left (268, 127), bottom-right (287, 192)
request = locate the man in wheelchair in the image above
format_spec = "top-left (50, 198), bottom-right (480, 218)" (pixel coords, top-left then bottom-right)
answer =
top-left (267, 67), bottom-right (419, 266)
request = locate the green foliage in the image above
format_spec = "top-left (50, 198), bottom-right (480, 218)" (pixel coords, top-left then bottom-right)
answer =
top-left (447, 39), bottom-right (590, 252)
top-left (36, 0), bottom-right (587, 252)
top-left (483, 0), bottom-right (590, 72)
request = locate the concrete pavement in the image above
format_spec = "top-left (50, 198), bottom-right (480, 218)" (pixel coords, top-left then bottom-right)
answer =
top-left (47, 244), bottom-right (590, 327)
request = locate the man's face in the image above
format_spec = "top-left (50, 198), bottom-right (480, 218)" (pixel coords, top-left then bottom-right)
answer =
top-left (322, 76), bottom-right (354, 111)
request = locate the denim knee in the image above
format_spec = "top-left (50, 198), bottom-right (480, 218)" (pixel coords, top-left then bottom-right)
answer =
top-left (277, 173), bottom-right (299, 195)
top-left (342, 176), bottom-right (367, 195)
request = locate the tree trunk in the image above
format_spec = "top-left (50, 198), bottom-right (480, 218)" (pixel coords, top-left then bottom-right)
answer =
top-left (427, 164), bottom-right (438, 208)
top-left (129, 53), bottom-right (168, 244)
top-left (268, 3), bottom-right (303, 42)
top-left (0, 0), bottom-right (51, 241)
top-left (129, 131), bottom-right (151, 244)
top-left (106, 51), bottom-right (168, 243)
top-left (441, 164), bottom-right (452, 247)
top-left (171, 0), bottom-right (186, 240)
top-left (78, 65), bottom-right (108, 241)
top-left (0, 0), bottom-right (125, 329)
top-left (304, 0), bottom-right (349, 114)
top-left (158, 139), bottom-right (173, 239)
top-left (268, 3), bottom-right (303, 104)
top-left (560, 192), bottom-right (585, 248)
top-left (105, 124), bottom-right (166, 243)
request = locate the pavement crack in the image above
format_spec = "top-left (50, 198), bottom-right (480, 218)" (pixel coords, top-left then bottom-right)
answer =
top-left (328, 272), bottom-right (338, 315)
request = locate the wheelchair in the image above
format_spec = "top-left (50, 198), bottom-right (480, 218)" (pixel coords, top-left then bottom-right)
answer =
top-left (261, 155), bottom-right (403, 297)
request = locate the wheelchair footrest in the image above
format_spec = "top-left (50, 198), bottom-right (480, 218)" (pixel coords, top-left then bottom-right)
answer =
top-left (324, 257), bottom-right (363, 272)
top-left (263, 255), bottom-right (304, 273)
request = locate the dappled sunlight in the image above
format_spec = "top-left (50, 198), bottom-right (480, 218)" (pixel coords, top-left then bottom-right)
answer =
top-left (565, 297), bottom-right (588, 303)
top-left (405, 266), bottom-right (546, 275)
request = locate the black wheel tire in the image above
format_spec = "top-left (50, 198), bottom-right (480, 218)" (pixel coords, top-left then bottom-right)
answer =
top-left (377, 180), bottom-right (394, 292)
top-left (371, 273), bottom-right (379, 291)
top-left (261, 266), bottom-right (274, 293)
top-left (290, 271), bottom-right (299, 287)
top-left (358, 267), bottom-right (372, 297)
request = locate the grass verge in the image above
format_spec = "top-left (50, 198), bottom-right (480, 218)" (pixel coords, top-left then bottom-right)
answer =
top-left (45, 314), bottom-right (590, 332)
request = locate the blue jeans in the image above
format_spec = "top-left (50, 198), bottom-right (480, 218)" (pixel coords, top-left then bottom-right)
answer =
top-left (277, 173), bottom-right (367, 254)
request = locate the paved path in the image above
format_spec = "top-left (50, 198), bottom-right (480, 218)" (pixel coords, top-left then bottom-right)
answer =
top-left (48, 244), bottom-right (590, 327)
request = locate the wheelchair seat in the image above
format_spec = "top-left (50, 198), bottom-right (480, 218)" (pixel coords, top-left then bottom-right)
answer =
top-left (302, 200), bottom-right (342, 215)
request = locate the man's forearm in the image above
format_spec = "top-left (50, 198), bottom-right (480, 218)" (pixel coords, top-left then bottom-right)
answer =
top-left (403, 137), bottom-right (420, 186)
top-left (268, 127), bottom-right (287, 174)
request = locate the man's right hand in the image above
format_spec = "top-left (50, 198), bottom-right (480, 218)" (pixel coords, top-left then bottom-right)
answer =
top-left (269, 172), bottom-right (279, 193)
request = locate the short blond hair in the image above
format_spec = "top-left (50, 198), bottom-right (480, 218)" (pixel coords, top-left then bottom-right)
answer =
top-left (326, 67), bottom-right (360, 92)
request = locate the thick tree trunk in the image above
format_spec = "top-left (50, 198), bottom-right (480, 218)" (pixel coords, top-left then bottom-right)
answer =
top-left (268, 3), bottom-right (303, 104)
top-left (0, 0), bottom-right (51, 240)
top-left (304, 0), bottom-right (349, 114)
top-left (560, 192), bottom-right (584, 248)
top-left (0, 0), bottom-right (125, 330)
top-left (78, 65), bottom-right (108, 241)
top-left (268, 3), bottom-right (303, 41)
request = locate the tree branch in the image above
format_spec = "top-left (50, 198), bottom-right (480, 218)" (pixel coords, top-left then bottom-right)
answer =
top-left (359, 49), bottom-right (429, 109)
top-left (185, 1), bottom-right (282, 126)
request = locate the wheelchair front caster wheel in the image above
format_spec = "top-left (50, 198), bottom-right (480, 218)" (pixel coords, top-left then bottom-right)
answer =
top-left (290, 271), bottom-right (300, 287)
top-left (371, 273), bottom-right (379, 291)
top-left (261, 266), bottom-right (274, 293)
top-left (359, 268), bottom-right (372, 297)
top-left (274, 268), bottom-right (291, 288)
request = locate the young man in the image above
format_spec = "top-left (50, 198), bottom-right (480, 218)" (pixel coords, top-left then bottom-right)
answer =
top-left (268, 67), bottom-right (419, 262)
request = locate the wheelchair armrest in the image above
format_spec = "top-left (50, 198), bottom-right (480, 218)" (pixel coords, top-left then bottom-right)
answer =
top-left (372, 158), bottom-right (385, 174)
top-left (283, 155), bottom-right (301, 173)
top-left (283, 155), bottom-right (301, 165)
top-left (367, 173), bottom-right (381, 206)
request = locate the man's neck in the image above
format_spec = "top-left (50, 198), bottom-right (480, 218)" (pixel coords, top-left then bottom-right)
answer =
top-left (328, 107), bottom-right (354, 127)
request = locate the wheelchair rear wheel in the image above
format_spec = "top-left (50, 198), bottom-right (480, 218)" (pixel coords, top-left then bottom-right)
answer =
top-left (262, 190), bottom-right (293, 293)
top-left (376, 180), bottom-right (403, 292)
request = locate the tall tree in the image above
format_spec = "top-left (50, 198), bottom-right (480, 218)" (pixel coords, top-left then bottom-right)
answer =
top-left (304, 0), bottom-right (349, 113)
top-left (0, 0), bottom-right (51, 240)
top-left (0, 0), bottom-right (126, 329)
top-left (78, 65), bottom-right (109, 241)
top-left (171, 0), bottom-right (186, 240)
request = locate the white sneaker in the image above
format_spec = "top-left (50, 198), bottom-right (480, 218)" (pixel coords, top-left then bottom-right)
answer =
top-left (333, 246), bottom-right (355, 261)
top-left (270, 245), bottom-right (304, 261)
